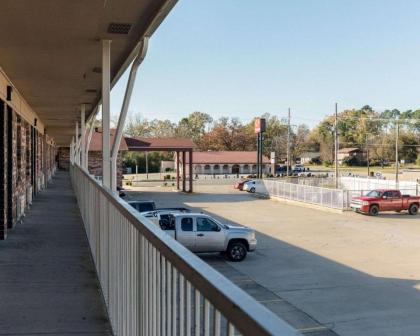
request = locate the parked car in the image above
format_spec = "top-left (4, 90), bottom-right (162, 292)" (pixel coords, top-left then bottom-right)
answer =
top-left (140, 208), bottom-right (191, 220)
top-left (158, 213), bottom-right (257, 261)
top-left (292, 164), bottom-right (305, 173)
top-left (129, 200), bottom-right (190, 214)
top-left (234, 179), bottom-right (250, 191)
top-left (117, 186), bottom-right (126, 198)
top-left (350, 189), bottom-right (420, 216)
top-left (128, 200), bottom-right (156, 213)
top-left (243, 180), bottom-right (256, 193)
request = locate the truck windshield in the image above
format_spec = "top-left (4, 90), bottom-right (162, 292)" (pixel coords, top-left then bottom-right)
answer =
top-left (366, 190), bottom-right (382, 197)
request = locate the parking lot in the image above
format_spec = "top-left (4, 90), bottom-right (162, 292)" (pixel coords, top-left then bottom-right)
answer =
top-left (125, 183), bottom-right (420, 336)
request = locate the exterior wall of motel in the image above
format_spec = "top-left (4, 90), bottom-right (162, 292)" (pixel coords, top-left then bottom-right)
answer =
top-left (58, 147), bottom-right (124, 187)
top-left (0, 69), bottom-right (57, 239)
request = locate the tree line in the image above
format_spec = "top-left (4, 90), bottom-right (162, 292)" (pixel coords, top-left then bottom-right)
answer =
top-left (122, 106), bottom-right (420, 172)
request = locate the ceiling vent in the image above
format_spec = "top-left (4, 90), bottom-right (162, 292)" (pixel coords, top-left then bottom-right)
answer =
top-left (108, 23), bottom-right (132, 35)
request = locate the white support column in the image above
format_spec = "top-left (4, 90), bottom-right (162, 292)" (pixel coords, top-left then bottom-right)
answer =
top-left (102, 40), bottom-right (111, 188)
top-left (80, 104), bottom-right (86, 169)
top-left (110, 38), bottom-right (149, 191)
top-left (75, 121), bottom-right (79, 165)
top-left (70, 137), bottom-right (74, 165)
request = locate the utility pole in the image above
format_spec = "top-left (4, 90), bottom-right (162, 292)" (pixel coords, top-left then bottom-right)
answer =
top-left (145, 151), bottom-right (149, 180)
top-left (334, 103), bottom-right (339, 188)
top-left (395, 117), bottom-right (400, 185)
top-left (287, 108), bottom-right (291, 177)
top-left (366, 134), bottom-right (370, 178)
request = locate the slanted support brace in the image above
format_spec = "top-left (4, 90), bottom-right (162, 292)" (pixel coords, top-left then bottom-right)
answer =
top-left (110, 37), bottom-right (149, 191)
top-left (85, 105), bottom-right (99, 171)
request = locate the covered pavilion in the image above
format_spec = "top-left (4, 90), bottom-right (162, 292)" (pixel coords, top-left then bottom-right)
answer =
top-left (125, 136), bottom-right (195, 192)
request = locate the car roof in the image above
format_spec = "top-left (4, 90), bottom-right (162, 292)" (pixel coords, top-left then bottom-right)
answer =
top-left (173, 212), bottom-right (209, 217)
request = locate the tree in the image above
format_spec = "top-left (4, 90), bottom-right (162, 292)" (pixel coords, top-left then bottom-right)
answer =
top-left (125, 115), bottom-right (176, 137)
top-left (199, 117), bottom-right (255, 151)
top-left (175, 111), bottom-right (213, 143)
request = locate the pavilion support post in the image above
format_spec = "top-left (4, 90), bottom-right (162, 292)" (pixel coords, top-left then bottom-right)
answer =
top-left (189, 150), bottom-right (193, 193)
top-left (102, 40), bottom-right (111, 188)
top-left (176, 151), bottom-right (180, 190)
top-left (182, 151), bottom-right (186, 192)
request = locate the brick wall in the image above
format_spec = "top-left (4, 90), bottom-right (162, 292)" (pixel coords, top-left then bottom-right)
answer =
top-left (0, 99), bottom-right (54, 239)
top-left (88, 151), bottom-right (124, 187)
top-left (58, 146), bottom-right (124, 186)
top-left (0, 101), bottom-right (7, 239)
top-left (7, 106), bottom-right (16, 228)
top-left (58, 147), bottom-right (70, 170)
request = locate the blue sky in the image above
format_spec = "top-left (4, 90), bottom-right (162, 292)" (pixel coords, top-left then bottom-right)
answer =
top-left (111, 0), bottom-right (420, 127)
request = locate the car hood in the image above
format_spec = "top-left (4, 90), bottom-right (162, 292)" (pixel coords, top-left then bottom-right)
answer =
top-left (226, 224), bottom-right (253, 233)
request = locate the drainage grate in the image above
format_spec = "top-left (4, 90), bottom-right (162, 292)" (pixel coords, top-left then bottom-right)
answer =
top-left (108, 23), bottom-right (132, 34)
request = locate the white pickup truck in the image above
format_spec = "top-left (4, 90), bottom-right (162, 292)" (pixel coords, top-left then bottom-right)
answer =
top-left (146, 212), bottom-right (257, 262)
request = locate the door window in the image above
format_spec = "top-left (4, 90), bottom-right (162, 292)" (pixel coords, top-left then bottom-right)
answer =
top-left (181, 217), bottom-right (193, 231)
top-left (197, 217), bottom-right (220, 232)
top-left (390, 191), bottom-right (400, 198)
top-left (383, 191), bottom-right (392, 198)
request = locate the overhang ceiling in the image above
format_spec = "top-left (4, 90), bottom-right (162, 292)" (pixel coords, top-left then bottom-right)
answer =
top-left (0, 0), bottom-right (177, 145)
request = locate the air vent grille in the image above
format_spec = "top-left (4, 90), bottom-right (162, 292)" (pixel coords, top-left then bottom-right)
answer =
top-left (108, 23), bottom-right (132, 35)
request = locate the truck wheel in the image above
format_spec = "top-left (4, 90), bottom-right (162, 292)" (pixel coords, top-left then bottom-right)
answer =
top-left (227, 242), bottom-right (247, 262)
top-left (250, 187), bottom-right (256, 193)
top-left (409, 204), bottom-right (419, 215)
top-left (369, 205), bottom-right (379, 216)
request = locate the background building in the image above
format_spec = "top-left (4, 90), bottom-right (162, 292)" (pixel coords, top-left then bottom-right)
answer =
top-left (179, 151), bottom-right (270, 175)
top-left (338, 147), bottom-right (366, 165)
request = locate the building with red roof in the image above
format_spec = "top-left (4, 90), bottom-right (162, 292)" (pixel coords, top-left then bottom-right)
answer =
top-left (180, 151), bottom-right (270, 175)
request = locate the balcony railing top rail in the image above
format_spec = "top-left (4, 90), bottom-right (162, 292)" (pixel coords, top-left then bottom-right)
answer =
top-left (71, 164), bottom-right (298, 336)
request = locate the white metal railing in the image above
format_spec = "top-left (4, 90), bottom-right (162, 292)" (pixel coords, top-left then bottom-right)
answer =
top-left (262, 179), bottom-right (419, 210)
top-left (340, 176), bottom-right (419, 195)
top-left (261, 179), bottom-right (346, 210)
top-left (70, 164), bottom-right (297, 336)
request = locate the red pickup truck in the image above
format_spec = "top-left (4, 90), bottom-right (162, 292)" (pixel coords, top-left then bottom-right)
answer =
top-left (351, 189), bottom-right (420, 216)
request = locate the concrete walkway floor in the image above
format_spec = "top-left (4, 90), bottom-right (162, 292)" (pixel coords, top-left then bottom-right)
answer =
top-left (0, 171), bottom-right (112, 335)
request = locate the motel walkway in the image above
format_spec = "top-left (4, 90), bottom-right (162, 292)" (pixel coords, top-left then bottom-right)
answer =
top-left (0, 171), bottom-right (111, 335)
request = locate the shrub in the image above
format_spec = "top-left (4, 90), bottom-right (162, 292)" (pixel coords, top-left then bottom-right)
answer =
top-left (416, 154), bottom-right (420, 166)
top-left (309, 158), bottom-right (321, 165)
top-left (342, 156), bottom-right (359, 166)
